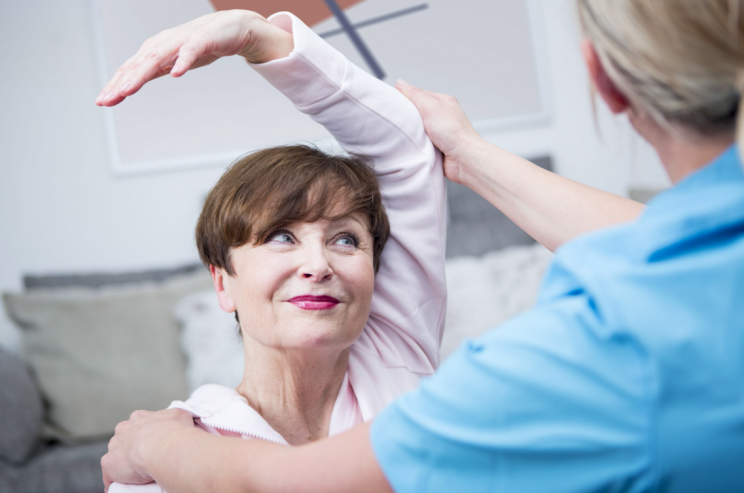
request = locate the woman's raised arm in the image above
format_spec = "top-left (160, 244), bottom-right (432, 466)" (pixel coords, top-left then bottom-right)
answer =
top-left (396, 82), bottom-right (645, 252)
top-left (246, 13), bottom-right (447, 403)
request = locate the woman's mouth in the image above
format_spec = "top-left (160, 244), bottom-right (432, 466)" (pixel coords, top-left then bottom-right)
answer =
top-left (287, 295), bottom-right (340, 310)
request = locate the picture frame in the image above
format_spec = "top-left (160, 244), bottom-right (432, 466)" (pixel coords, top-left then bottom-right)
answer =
top-left (88, 0), bottom-right (551, 176)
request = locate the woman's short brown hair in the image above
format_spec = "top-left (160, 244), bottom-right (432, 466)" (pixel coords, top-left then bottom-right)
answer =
top-left (196, 145), bottom-right (390, 276)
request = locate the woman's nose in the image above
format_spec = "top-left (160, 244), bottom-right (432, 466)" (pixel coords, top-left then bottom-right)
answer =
top-left (299, 246), bottom-right (333, 282)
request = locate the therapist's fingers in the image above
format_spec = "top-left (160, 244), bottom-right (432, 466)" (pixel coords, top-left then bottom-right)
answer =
top-left (395, 79), bottom-right (469, 142)
top-left (396, 79), bottom-right (482, 185)
top-left (396, 79), bottom-right (439, 100)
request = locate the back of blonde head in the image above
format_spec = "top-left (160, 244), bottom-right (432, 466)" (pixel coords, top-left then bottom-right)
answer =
top-left (578, 0), bottom-right (744, 153)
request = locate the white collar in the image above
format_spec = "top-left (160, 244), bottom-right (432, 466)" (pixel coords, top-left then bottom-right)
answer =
top-left (168, 372), bottom-right (361, 445)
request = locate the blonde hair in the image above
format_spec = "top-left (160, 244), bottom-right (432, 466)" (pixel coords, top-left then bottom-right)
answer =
top-left (577, 0), bottom-right (744, 153)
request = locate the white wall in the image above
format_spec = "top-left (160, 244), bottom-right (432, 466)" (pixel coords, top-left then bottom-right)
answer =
top-left (0, 0), bottom-right (669, 352)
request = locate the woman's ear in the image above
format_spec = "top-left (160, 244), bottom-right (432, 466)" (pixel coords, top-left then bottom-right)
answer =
top-left (582, 38), bottom-right (629, 114)
top-left (210, 265), bottom-right (237, 314)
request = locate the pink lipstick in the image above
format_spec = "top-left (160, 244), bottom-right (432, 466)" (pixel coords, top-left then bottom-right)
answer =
top-left (287, 295), bottom-right (340, 310)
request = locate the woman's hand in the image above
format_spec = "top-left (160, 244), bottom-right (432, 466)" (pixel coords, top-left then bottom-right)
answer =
top-left (95, 10), bottom-right (294, 107)
top-left (101, 408), bottom-right (196, 492)
top-left (395, 80), bottom-right (488, 186)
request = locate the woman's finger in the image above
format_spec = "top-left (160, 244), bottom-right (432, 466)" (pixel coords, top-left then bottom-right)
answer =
top-left (170, 42), bottom-right (202, 77)
top-left (117, 43), bottom-right (179, 98)
top-left (97, 34), bottom-right (183, 105)
top-left (95, 54), bottom-right (136, 105)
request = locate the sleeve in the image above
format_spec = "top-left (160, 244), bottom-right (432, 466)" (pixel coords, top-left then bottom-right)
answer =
top-left (369, 293), bottom-right (652, 493)
top-left (108, 482), bottom-right (166, 493)
top-left (251, 13), bottom-right (447, 374)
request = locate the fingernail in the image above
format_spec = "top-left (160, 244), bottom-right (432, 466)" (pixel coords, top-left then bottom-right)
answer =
top-left (120, 81), bottom-right (131, 93)
top-left (397, 78), bottom-right (410, 88)
top-left (101, 92), bottom-right (113, 102)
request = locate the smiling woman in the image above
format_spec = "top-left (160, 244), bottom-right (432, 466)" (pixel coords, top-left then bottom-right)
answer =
top-left (105, 10), bottom-right (446, 493)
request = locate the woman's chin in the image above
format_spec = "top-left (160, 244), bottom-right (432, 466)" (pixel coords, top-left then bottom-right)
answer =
top-left (275, 320), bottom-right (363, 352)
top-left (287, 330), bottom-right (358, 352)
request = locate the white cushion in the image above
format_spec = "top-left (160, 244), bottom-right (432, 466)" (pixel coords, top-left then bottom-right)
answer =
top-left (176, 290), bottom-right (245, 394)
top-left (440, 244), bottom-right (553, 359)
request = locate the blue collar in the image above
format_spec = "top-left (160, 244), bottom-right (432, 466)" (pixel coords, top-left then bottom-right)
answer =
top-left (661, 145), bottom-right (744, 195)
top-left (633, 145), bottom-right (744, 261)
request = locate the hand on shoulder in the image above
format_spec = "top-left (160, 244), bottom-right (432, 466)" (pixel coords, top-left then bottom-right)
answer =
top-left (102, 408), bottom-right (196, 491)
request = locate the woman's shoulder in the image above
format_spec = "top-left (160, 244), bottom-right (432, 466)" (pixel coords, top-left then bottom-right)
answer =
top-left (168, 384), bottom-right (241, 417)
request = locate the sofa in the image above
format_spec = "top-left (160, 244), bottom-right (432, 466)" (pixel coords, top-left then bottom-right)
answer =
top-left (0, 265), bottom-right (214, 493)
top-left (0, 348), bottom-right (109, 493)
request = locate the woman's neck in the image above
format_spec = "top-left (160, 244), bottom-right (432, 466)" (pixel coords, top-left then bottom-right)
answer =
top-left (235, 339), bottom-right (350, 445)
top-left (630, 112), bottom-right (735, 184)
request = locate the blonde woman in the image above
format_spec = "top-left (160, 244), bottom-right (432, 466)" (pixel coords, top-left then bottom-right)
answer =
top-left (102, 1), bottom-right (744, 491)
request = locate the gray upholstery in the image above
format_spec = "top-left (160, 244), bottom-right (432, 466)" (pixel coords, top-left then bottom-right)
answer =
top-left (446, 156), bottom-right (552, 258)
top-left (2, 263), bottom-right (208, 493)
top-left (0, 348), bottom-right (43, 465)
top-left (23, 263), bottom-right (204, 290)
top-left (15, 442), bottom-right (109, 493)
top-left (0, 461), bottom-right (18, 492)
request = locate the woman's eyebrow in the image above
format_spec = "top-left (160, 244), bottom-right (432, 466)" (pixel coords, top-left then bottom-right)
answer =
top-left (331, 216), bottom-right (368, 230)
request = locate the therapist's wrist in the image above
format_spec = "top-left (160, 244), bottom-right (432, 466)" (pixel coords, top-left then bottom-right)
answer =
top-left (456, 134), bottom-right (497, 190)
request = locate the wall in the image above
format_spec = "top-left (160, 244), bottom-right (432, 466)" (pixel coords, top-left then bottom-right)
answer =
top-left (0, 0), bottom-right (669, 352)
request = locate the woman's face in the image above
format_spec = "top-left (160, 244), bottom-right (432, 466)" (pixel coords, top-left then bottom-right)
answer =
top-left (213, 213), bottom-right (375, 352)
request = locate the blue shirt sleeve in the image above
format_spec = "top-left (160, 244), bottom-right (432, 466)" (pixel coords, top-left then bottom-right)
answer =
top-left (370, 293), bottom-right (655, 493)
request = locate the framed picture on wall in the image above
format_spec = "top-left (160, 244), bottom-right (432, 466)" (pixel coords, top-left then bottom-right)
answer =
top-left (89, 0), bottom-right (551, 176)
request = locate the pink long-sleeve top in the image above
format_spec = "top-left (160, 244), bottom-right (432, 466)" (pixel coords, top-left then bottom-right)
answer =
top-left (110, 11), bottom-right (446, 492)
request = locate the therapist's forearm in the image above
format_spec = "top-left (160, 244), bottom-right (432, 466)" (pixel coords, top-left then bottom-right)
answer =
top-left (461, 138), bottom-right (645, 252)
top-left (140, 423), bottom-right (391, 493)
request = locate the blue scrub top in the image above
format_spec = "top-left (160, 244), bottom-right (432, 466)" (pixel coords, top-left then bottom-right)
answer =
top-left (371, 146), bottom-right (744, 493)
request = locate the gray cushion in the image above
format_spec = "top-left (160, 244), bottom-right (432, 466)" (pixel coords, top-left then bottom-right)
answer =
top-left (16, 441), bottom-right (109, 493)
top-left (0, 461), bottom-right (19, 492)
top-left (3, 271), bottom-right (212, 442)
top-left (0, 348), bottom-right (43, 465)
top-left (23, 264), bottom-right (204, 290)
top-left (446, 156), bottom-right (552, 258)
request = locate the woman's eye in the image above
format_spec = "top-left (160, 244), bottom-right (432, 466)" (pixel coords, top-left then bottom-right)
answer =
top-left (335, 233), bottom-right (359, 247)
top-left (269, 232), bottom-right (293, 244)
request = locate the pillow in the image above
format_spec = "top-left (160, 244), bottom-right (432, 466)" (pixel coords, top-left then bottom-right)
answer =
top-left (23, 264), bottom-right (204, 290)
top-left (0, 347), bottom-right (43, 464)
top-left (3, 271), bottom-right (213, 442)
top-left (176, 290), bottom-right (245, 394)
top-left (440, 243), bottom-right (554, 359)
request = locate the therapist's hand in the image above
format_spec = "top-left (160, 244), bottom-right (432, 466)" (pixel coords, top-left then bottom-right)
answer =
top-left (395, 80), bottom-right (488, 187)
top-left (95, 10), bottom-right (294, 107)
top-left (101, 408), bottom-right (196, 492)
